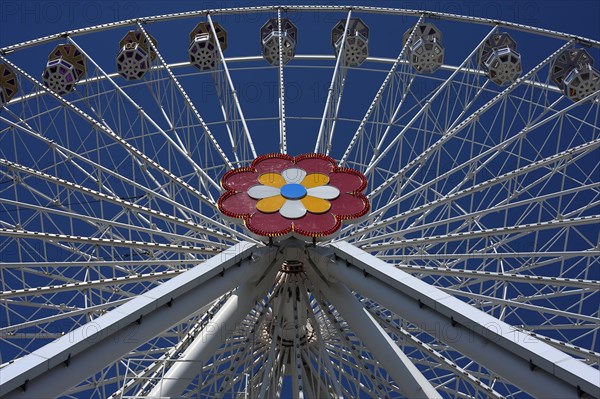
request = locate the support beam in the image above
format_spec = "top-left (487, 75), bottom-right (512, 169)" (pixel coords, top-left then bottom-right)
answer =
top-left (0, 242), bottom-right (277, 399)
top-left (147, 264), bottom-right (278, 398)
top-left (310, 241), bottom-right (600, 399)
top-left (314, 276), bottom-right (442, 399)
top-left (365, 303), bottom-right (505, 398)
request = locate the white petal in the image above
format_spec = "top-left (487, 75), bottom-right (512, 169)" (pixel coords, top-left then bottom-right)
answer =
top-left (279, 200), bottom-right (307, 219)
top-left (307, 186), bottom-right (340, 200)
top-left (247, 185), bottom-right (280, 199)
top-left (282, 168), bottom-right (307, 184)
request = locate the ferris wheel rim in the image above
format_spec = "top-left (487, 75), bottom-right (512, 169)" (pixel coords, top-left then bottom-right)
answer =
top-left (0, 4), bottom-right (598, 399)
top-left (2, 4), bottom-right (600, 54)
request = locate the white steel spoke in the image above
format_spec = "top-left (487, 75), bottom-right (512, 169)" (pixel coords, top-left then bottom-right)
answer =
top-left (297, 279), bottom-right (345, 398)
top-left (0, 54), bottom-right (222, 216)
top-left (345, 133), bottom-right (600, 241)
top-left (311, 298), bottom-right (390, 398)
top-left (0, 259), bottom-right (210, 270)
top-left (66, 36), bottom-right (222, 193)
top-left (136, 22), bottom-right (234, 170)
top-left (438, 287), bottom-right (599, 324)
top-left (290, 276), bottom-right (306, 399)
top-left (0, 298), bottom-right (131, 336)
top-left (362, 26), bottom-right (498, 177)
top-left (0, 157), bottom-right (247, 241)
top-left (314, 10), bottom-right (351, 155)
top-left (207, 14), bottom-right (257, 163)
top-left (352, 181), bottom-right (600, 245)
top-left (357, 40), bottom-right (576, 223)
top-left (0, 197), bottom-right (222, 248)
top-left (0, 269), bottom-right (185, 300)
top-left (340, 15), bottom-right (424, 166)
top-left (362, 215), bottom-right (599, 251)
top-left (389, 262), bottom-right (600, 289)
top-left (0, 227), bottom-right (219, 255)
top-left (378, 250), bottom-right (600, 261)
top-left (276, 8), bottom-right (287, 154)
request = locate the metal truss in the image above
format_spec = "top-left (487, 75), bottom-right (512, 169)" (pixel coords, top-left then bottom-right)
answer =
top-left (309, 241), bottom-right (600, 398)
top-left (0, 5), bottom-right (598, 399)
top-left (207, 14), bottom-right (257, 165)
top-left (0, 242), bottom-right (278, 398)
top-left (2, 240), bottom-right (598, 398)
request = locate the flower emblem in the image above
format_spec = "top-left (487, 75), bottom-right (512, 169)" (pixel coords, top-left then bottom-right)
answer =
top-left (218, 153), bottom-right (369, 240)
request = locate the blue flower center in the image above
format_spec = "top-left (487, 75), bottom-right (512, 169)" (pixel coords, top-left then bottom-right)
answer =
top-left (280, 183), bottom-right (307, 200)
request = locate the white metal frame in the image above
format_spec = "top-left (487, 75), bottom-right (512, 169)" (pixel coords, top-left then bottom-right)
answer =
top-left (308, 241), bottom-right (600, 398)
top-left (306, 266), bottom-right (442, 399)
top-left (0, 243), bottom-right (278, 398)
top-left (0, 5), bottom-right (598, 399)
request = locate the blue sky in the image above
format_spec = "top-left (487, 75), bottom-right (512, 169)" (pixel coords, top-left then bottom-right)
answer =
top-left (0, 1), bottom-right (598, 398)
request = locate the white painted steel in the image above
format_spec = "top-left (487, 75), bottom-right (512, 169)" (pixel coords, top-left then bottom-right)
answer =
top-left (314, 276), bottom-right (443, 399)
top-left (0, 6), bottom-right (598, 399)
top-left (0, 243), bottom-right (275, 398)
top-left (147, 278), bottom-right (275, 397)
top-left (314, 10), bottom-right (351, 155)
top-left (316, 241), bottom-right (600, 399)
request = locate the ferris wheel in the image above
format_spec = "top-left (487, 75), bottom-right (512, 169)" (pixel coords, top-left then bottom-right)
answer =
top-left (0, 5), bottom-right (599, 399)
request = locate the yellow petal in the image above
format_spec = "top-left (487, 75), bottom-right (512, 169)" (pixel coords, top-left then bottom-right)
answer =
top-left (301, 196), bottom-right (331, 214)
top-left (256, 195), bottom-right (286, 213)
top-left (259, 173), bottom-right (286, 188)
top-left (301, 173), bottom-right (329, 189)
